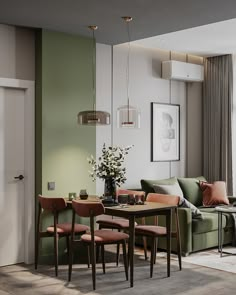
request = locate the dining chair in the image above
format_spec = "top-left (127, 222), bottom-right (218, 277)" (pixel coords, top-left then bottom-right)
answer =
top-left (96, 189), bottom-right (145, 264)
top-left (68, 200), bottom-right (129, 290)
top-left (135, 193), bottom-right (182, 278)
top-left (35, 195), bottom-right (89, 276)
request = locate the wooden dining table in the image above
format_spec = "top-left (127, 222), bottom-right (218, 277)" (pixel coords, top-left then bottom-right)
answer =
top-left (104, 202), bottom-right (175, 287)
top-left (67, 197), bottom-right (176, 287)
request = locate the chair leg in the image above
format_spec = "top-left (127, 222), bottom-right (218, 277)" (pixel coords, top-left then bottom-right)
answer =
top-left (176, 230), bottom-right (182, 270)
top-left (54, 233), bottom-right (59, 276)
top-left (154, 237), bottom-right (158, 264)
top-left (177, 239), bottom-right (182, 271)
top-left (96, 225), bottom-right (102, 263)
top-left (116, 243), bottom-right (120, 266)
top-left (66, 235), bottom-right (70, 260)
top-left (143, 236), bottom-right (148, 260)
top-left (175, 209), bottom-right (182, 271)
top-left (35, 235), bottom-right (40, 270)
top-left (101, 244), bottom-right (105, 274)
top-left (116, 229), bottom-right (121, 266)
top-left (96, 245), bottom-right (100, 263)
top-left (150, 237), bottom-right (155, 278)
top-left (122, 240), bottom-right (129, 281)
top-left (68, 241), bottom-right (73, 281)
top-left (90, 243), bottom-right (96, 290)
top-left (87, 245), bottom-right (90, 268)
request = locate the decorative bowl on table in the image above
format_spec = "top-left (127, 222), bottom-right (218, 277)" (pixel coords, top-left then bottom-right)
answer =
top-left (80, 189), bottom-right (88, 200)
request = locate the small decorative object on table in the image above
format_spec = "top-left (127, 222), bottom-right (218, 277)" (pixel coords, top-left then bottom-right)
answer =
top-left (88, 144), bottom-right (133, 205)
top-left (79, 189), bottom-right (88, 200)
top-left (68, 192), bottom-right (77, 201)
top-left (135, 194), bottom-right (145, 205)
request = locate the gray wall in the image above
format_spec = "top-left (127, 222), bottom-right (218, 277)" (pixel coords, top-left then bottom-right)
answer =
top-left (0, 24), bottom-right (35, 80)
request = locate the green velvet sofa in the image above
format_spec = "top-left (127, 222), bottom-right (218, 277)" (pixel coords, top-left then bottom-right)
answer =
top-left (140, 176), bottom-right (236, 256)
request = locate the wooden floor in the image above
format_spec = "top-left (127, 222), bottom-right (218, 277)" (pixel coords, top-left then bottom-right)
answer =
top-left (0, 247), bottom-right (236, 295)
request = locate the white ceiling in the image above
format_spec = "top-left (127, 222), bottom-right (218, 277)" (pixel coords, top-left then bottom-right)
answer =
top-left (133, 18), bottom-right (236, 57)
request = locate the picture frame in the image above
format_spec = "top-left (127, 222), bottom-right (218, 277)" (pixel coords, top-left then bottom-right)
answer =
top-left (151, 102), bottom-right (180, 162)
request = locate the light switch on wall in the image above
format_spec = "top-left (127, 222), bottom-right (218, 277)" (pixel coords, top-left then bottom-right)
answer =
top-left (48, 182), bottom-right (55, 190)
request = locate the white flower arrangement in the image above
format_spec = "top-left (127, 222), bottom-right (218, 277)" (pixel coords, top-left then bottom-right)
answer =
top-left (88, 144), bottom-right (133, 186)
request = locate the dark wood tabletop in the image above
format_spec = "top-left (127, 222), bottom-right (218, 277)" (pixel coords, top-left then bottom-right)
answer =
top-left (104, 202), bottom-right (176, 216)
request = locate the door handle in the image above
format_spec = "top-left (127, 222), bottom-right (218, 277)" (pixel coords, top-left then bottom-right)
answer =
top-left (14, 174), bottom-right (24, 180)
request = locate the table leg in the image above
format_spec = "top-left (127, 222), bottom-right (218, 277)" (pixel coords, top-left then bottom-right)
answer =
top-left (129, 215), bottom-right (135, 287)
top-left (166, 209), bottom-right (172, 277)
top-left (219, 212), bottom-right (223, 257)
top-left (218, 211), bottom-right (220, 253)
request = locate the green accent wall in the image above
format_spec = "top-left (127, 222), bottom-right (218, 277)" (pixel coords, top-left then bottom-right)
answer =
top-left (35, 29), bottom-right (96, 261)
top-left (36, 29), bottom-right (96, 197)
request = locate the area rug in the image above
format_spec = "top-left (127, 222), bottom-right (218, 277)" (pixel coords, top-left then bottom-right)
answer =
top-left (180, 247), bottom-right (236, 274)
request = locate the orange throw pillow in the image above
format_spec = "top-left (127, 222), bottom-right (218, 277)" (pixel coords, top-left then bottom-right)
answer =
top-left (200, 181), bottom-right (229, 206)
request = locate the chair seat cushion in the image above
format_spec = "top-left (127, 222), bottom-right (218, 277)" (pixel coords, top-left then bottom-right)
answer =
top-left (135, 225), bottom-right (166, 236)
top-left (81, 230), bottom-right (129, 243)
top-left (47, 223), bottom-right (89, 234)
top-left (96, 218), bottom-right (137, 229)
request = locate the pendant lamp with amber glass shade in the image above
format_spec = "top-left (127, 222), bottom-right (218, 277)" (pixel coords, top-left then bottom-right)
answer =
top-left (78, 26), bottom-right (110, 126)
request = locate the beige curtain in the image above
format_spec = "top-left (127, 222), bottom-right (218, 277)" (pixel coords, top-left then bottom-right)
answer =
top-left (203, 54), bottom-right (233, 194)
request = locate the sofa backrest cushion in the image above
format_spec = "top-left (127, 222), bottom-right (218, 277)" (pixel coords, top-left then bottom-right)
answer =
top-left (141, 177), bottom-right (177, 195)
top-left (177, 176), bottom-right (206, 207)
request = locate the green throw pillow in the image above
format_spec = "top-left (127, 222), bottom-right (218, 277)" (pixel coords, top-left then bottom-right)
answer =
top-left (177, 176), bottom-right (206, 207)
top-left (141, 177), bottom-right (177, 195)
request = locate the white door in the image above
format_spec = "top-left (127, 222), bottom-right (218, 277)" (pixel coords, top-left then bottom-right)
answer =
top-left (0, 87), bottom-right (25, 266)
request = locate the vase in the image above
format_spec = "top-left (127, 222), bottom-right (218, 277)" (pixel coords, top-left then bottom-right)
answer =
top-left (104, 177), bottom-right (116, 202)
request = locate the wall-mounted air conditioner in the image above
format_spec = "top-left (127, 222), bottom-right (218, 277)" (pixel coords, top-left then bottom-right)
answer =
top-left (162, 60), bottom-right (204, 82)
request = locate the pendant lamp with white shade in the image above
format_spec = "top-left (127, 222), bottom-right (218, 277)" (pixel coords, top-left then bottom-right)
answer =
top-left (77, 26), bottom-right (110, 126)
top-left (117, 17), bottom-right (140, 129)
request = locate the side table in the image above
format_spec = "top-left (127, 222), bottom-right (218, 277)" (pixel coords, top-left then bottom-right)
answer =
top-left (215, 205), bottom-right (236, 257)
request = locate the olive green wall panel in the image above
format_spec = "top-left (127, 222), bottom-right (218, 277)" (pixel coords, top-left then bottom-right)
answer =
top-left (36, 29), bottom-right (96, 197)
top-left (36, 29), bottom-right (96, 259)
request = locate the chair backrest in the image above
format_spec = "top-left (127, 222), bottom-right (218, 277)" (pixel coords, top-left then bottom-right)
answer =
top-left (38, 195), bottom-right (67, 211)
top-left (146, 193), bottom-right (180, 206)
top-left (72, 200), bottom-right (105, 217)
top-left (116, 189), bottom-right (145, 197)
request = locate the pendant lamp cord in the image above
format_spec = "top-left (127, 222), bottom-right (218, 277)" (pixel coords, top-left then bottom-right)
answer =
top-left (126, 20), bottom-right (131, 121)
top-left (92, 29), bottom-right (96, 112)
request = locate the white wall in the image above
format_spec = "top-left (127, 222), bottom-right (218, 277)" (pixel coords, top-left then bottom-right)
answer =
top-left (113, 44), bottom-right (187, 189)
top-left (96, 43), bottom-right (203, 194)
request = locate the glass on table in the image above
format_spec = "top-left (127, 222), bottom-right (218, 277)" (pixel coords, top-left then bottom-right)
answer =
top-left (128, 194), bottom-right (135, 205)
top-left (118, 194), bottom-right (129, 207)
top-left (68, 192), bottom-right (77, 201)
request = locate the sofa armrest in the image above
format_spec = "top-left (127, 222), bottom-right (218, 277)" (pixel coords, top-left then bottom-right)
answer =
top-left (177, 207), bottom-right (193, 256)
top-left (228, 196), bottom-right (236, 204)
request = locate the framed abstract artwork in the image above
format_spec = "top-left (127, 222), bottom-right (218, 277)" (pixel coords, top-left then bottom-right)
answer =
top-left (151, 103), bottom-right (180, 162)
